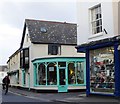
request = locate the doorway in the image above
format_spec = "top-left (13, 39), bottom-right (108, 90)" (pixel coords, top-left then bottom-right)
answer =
top-left (58, 68), bottom-right (67, 92)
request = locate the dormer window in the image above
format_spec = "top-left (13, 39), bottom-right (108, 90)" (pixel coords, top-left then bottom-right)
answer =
top-left (40, 27), bottom-right (47, 33)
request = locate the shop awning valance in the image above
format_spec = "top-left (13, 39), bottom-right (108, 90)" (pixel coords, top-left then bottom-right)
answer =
top-left (76, 35), bottom-right (120, 52)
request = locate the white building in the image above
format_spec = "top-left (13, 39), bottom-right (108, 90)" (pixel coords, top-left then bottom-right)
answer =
top-left (8, 19), bottom-right (86, 92)
top-left (0, 66), bottom-right (8, 84)
top-left (76, 0), bottom-right (120, 96)
top-left (7, 49), bottom-right (20, 86)
top-left (77, 0), bottom-right (120, 45)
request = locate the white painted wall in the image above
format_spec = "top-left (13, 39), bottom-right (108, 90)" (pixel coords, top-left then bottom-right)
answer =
top-left (29, 44), bottom-right (85, 87)
top-left (22, 27), bottom-right (31, 48)
top-left (61, 45), bottom-right (85, 57)
top-left (8, 52), bottom-right (21, 86)
top-left (77, 1), bottom-right (116, 45)
top-left (31, 44), bottom-right (85, 60)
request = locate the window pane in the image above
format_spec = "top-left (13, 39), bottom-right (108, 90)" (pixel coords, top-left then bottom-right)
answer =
top-left (24, 49), bottom-right (29, 57)
top-left (76, 62), bottom-right (84, 84)
top-left (24, 48), bottom-right (29, 68)
top-left (100, 26), bottom-right (102, 32)
top-left (58, 62), bottom-right (66, 67)
top-left (96, 20), bottom-right (99, 26)
top-left (68, 62), bottom-right (76, 84)
top-left (20, 48), bottom-right (29, 68)
top-left (93, 28), bottom-right (97, 34)
top-left (99, 19), bottom-right (102, 26)
top-left (48, 44), bottom-right (60, 55)
top-left (20, 50), bottom-right (23, 68)
top-left (52, 46), bottom-right (58, 55)
top-left (90, 47), bottom-right (115, 94)
top-left (38, 63), bottom-right (46, 85)
top-left (91, 4), bottom-right (102, 34)
top-left (47, 63), bottom-right (57, 85)
top-left (59, 69), bottom-right (66, 85)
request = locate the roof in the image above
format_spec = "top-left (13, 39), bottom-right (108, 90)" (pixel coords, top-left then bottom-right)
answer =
top-left (7, 49), bottom-right (20, 63)
top-left (20, 19), bottom-right (77, 48)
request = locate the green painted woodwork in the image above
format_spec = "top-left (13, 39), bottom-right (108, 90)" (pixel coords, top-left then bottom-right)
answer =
top-left (32, 57), bottom-right (86, 92)
top-left (22, 69), bottom-right (25, 86)
top-left (28, 73), bottom-right (30, 90)
top-left (58, 66), bottom-right (68, 92)
top-left (32, 57), bottom-right (85, 64)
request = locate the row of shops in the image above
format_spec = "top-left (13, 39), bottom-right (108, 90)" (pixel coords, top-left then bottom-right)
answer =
top-left (8, 35), bottom-right (120, 96)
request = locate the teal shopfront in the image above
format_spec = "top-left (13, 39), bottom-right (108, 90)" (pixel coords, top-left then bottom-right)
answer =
top-left (32, 57), bottom-right (86, 92)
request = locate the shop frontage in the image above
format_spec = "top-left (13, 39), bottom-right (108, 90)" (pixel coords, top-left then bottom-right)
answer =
top-left (76, 35), bottom-right (120, 96)
top-left (32, 57), bottom-right (86, 92)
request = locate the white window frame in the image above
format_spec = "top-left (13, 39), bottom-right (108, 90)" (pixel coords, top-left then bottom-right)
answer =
top-left (90, 4), bottom-right (102, 35)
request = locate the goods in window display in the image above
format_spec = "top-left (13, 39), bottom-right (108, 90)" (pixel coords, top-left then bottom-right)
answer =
top-left (90, 47), bottom-right (115, 93)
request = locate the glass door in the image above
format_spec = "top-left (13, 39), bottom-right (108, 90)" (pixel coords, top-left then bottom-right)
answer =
top-left (58, 68), bottom-right (68, 92)
top-left (59, 69), bottom-right (66, 85)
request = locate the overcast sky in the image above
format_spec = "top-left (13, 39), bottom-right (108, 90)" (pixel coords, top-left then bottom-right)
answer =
top-left (0, 0), bottom-right (77, 65)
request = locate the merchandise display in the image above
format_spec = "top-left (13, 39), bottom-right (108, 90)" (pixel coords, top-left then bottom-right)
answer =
top-left (90, 47), bottom-right (115, 93)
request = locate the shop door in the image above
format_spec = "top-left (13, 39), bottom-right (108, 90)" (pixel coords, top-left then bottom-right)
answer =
top-left (58, 68), bottom-right (68, 92)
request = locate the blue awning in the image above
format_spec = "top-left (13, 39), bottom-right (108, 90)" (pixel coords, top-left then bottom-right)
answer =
top-left (76, 35), bottom-right (120, 52)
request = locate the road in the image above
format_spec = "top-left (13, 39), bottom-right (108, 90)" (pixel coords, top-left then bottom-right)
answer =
top-left (2, 87), bottom-right (120, 104)
top-left (2, 91), bottom-right (66, 104)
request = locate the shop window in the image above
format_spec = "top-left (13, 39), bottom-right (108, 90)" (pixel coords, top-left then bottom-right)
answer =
top-left (76, 62), bottom-right (84, 84)
top-left (38, 63), bottom-right (46, 85)
top-left (48, 44), bottom-right (61, 55)
top-left (47, 63), bottom-right (57, 85)
top-left (90, 46), bottom-right (114, 93)
top-left (90, 4), bottom-right (102, 34)
top-left (34, 64), bottom-right (37, 85)
top-left (68, 62), bottom-right (76, 84)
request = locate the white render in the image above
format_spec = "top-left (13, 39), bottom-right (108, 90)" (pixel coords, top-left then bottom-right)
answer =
top-left (77, 0), bottom-right (120, 45)
top-left (7, 51), bottom-right (21, 86)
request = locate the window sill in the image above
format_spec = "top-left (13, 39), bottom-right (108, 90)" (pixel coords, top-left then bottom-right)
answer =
top-left (88, 32), bottom-right (104, 40)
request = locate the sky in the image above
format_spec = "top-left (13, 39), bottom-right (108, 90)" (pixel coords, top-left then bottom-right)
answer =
top-left (0, 0), bottom-right (77, 65)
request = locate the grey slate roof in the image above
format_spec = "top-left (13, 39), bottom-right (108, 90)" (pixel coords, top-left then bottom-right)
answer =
top-left (24, 19), bottom-right (77, 45)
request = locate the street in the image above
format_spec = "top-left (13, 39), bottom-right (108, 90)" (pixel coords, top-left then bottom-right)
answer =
top-left (2, 91), bottom-right (67, 104)
top-left (1, 87), bottom-right (120, 104)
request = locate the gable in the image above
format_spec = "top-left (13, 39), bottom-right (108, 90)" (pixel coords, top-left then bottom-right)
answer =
top-left (20, 23), bottom-right (31, 49)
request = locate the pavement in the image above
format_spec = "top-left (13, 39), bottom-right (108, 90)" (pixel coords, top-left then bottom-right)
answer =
top-left (8, 87), bottom-right (120, 104)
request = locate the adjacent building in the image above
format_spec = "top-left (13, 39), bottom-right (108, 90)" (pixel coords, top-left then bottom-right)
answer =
top-left (8, 19), bottom-right (86, 92)
top-left (76, 1), bottom-right (120, 96)
top-left (77, 1), bottom-right (120, 45)
top-left (7, 49), bottom-right (20, 86)
top-left (0, 65), bottom-right (8, 84)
